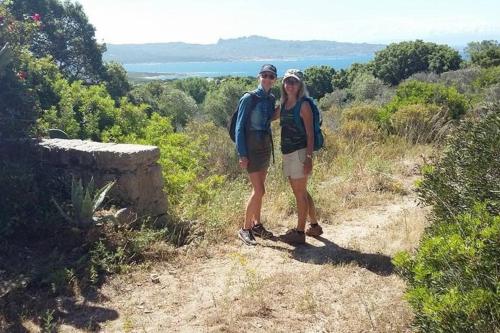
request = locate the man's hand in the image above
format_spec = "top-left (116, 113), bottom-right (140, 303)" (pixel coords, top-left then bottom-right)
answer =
top-left (239, 157), bottom-right (249, 169)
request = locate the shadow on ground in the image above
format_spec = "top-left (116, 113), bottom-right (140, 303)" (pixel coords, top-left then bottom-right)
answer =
top-left (259, 236), bottom-right (394, 276)
top-left (0, 240), bottom-right (119, 333)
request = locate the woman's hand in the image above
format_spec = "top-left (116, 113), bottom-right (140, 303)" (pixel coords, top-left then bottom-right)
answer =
top-left (304, 156), bottom-right (312, 175)
top-left (272, 104), bottom-right (281, 121)
top-left (239, 157), bottom-right (249, 169)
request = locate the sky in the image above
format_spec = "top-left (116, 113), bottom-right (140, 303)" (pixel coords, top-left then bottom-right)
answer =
top-left (72, 0), bottom-right (500, 46)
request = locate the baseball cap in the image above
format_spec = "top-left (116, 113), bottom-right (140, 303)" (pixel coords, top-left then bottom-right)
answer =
top-left (283, 69), bottom-right (304, 82)
top-left (259, 64), bottom-right (277, 76)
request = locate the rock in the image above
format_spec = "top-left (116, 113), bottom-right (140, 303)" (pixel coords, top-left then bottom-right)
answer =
top-left (37, 139), bottom-right (168, 217)
top-left (150, 274), bottom-right (160, 284)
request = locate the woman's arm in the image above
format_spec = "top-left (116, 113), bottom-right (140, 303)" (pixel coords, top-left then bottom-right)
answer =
top-left (271, 104), bottom-right (281, 121)
top-left (235, 94), bottom-right (251, 158)
top-left (300, 100), bottom-right (314, 174)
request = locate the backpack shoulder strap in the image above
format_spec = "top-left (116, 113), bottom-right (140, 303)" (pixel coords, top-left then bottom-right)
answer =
top-left (293, 97), bottom-right (309, 133)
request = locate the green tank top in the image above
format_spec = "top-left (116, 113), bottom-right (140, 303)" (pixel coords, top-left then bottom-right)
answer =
top-left (280, 100), bottom-right (307, 154)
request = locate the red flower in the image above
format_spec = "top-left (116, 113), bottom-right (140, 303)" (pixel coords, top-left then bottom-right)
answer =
top-left (31, 13), bottom-right (41, 22)
top-left (17, 71), bottom-right (27, 81)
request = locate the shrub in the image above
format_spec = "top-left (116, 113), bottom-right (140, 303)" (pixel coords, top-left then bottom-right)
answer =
top-left (391, 104), bottom-right (451, 143)
top-left (383, 81), bottom-right (469, 126)
top-left (129, 82), bottom-right (199, 129)
top-left (394, 204), bottom-right (499, 332)
top-left (318, 89), bottom-right (350, 111)
top-left (439, 67), bottom-right (482, 94)
top-left (339, 119), bottom-right (380, 143)
top-left (203, 78), bottom-right (254, 127)
top-left (173, 77), bottom-right (210, 104)
top-left (303, 65), bottom-right (336, 99)
top-left (394, 105), bottom-right (500, 332)
top-left (473, 66), bottom-right (500, 89)
top-left (341, 103), bottom-right (381, 123)
top-left (466, 40), bottom-right (500, 68)
top-left (349, 72), bottom-right (388, 102)
top-left (483, 84), bottom-right (500, 106)
top-left (417, 106), bottom-right (500, 221)
top-left (406, 71), bottom-right (440, 84)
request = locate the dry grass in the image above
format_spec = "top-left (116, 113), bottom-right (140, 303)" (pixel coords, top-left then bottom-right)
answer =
top-left (204, 262), bottom-right (413, 333)
top-left (9, 117), bottom-right (436, 332)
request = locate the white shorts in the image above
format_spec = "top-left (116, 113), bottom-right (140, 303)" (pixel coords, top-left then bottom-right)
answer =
top-left (282, 148), bottom-right (310, 179)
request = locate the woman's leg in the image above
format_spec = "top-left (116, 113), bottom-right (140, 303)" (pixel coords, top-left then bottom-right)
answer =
top-left (244, 170), bottom-right (266, 229)
top-left (306, 191), bottom-right (318, 224)
top-left (288, 176), bottom-right (309, 231)
top-left (253, 170), bottom-right (267, 225)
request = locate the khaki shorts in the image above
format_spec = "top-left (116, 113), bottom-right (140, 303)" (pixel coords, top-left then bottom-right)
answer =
top-left (282, 148), bottom-right (310, 179)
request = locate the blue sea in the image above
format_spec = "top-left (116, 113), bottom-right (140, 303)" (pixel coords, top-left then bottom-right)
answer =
top-left (123, 55), bottom-right (373, 79)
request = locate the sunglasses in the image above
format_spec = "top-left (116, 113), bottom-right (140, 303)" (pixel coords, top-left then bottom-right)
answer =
top-left (261, 73), bottom-right (276, 80)
top-left (284, 78), bottom-right (299, 85)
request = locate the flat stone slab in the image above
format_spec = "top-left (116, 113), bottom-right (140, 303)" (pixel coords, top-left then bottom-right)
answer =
top-left (39, 139), bottom-right (160, 170)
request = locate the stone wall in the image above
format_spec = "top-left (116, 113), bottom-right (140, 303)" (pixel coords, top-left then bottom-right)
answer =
top-left (38, 139), bottom-right (167, 218)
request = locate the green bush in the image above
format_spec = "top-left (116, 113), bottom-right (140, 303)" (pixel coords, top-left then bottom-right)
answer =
top-left (394, 204), bottom-right (499, 332)
top-left (203, 78), bottom-right (254, 127)
top-left (466, 40), bottom-right (500, 68)
top-left (339, 119), bottom-right (380, 143)
top-left (391, 104), bottom-right (450, 143)
top-left (318, 89), bottom-right (350, 111)
top-left (128, 82), bottom-right (198, 130)
top-left (341, 103), bottom-right (381, 123)
top-left (417, 107), bottom-right (499, 220)
top-left (349, 73), bottom-right (388, 102)
top-left (473, 66), bottom-right (500, 89)
top-left (382, 80), bottom-right (469, 127)
top-left (394, 105), bottom-right (500, 332)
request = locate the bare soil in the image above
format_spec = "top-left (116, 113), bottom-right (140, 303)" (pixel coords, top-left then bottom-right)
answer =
top-left (41, 185), bottom-right (429, 333)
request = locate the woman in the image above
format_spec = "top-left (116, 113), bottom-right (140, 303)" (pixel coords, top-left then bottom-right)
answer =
top-left (236, 64), bottom-right (278, 246)
top-left (278, 69), bottom-right (323, 244)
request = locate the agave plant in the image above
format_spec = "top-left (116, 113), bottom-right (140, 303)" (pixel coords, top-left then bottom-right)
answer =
top-left (53, 177), bottom-right (116, 226)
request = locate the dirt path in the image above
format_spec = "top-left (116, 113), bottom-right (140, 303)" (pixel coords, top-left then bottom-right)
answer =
top-left (53, 188), bottom-right (427, 333)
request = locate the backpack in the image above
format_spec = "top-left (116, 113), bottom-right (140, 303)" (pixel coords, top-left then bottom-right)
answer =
top-left (292, 96), bottom-right (325, 151)
top-left (228, 91), bottom-right (260, 142)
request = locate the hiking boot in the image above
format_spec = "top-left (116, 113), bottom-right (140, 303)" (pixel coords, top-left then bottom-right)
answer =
top-left (238, 228), bottom-right (257, 246)
top-left (279, 228), bottom-right (306, 245)
top-left (251, 223), bottom-right (274, 239)
top-left (305, 223), bottom-right (323, 237)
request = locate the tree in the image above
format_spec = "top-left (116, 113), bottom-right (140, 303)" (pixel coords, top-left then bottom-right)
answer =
top-left (103, 62), bottom-right (131, 103)
top-left (203, 78), bottom-right (253, 127)
top-left (129, 82), bottom-right (198, 129)
top-left (372, 40), bottom-right (462, 85)
top-left (331, 63), bottom-right (371, 90)
top-left (9, 0), bottom-right (106, 82)
top-left (303, 65), bottom-right (336, 99)
top-left (349, 72), bottom-right (387, 102)
top-left (173, 77), bottom-right (210, 104)
top-left (466, 40), bottom-right (500, 68)
top-left (0, 4), bottom-right (39, 139)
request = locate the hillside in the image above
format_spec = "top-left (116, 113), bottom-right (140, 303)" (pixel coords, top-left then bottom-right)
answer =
top-left (104, 35), bottom-right (386, 63)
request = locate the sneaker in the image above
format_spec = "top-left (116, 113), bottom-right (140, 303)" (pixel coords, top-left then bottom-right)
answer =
top-left (305, 223), bottom-right (323, 237)
top-left (238, 228), bottom-right (257, 246)
top-left (251, 223), bottom-right (274, 239)
top-left (279, 228), bottom-right (306, 244)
